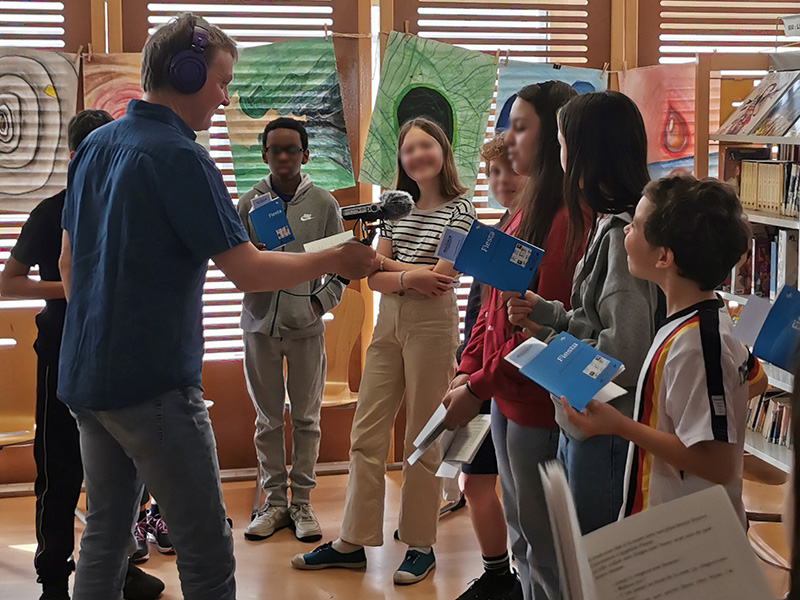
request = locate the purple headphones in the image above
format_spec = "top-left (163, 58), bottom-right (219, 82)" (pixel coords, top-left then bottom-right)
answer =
top-left (169, 16), bottom-right (211, 94)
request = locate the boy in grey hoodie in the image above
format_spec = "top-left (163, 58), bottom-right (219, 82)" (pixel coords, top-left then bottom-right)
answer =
top-left (238, 117), bottom-right (345, 544)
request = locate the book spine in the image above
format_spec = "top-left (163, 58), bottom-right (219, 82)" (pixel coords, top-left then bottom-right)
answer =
top-left (771, 238), bottom-right (778, 301)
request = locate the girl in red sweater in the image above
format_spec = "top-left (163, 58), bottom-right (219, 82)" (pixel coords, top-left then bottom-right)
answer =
top-left (444, 81), bottom-right (591, 600)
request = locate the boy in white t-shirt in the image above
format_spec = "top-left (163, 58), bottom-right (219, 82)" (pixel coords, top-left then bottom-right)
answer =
top-left (562, 175), bottom-right (767, 527)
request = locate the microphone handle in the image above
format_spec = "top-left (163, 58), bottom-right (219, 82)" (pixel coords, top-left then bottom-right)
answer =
top-left (335, 223), bottom-right (378, 285)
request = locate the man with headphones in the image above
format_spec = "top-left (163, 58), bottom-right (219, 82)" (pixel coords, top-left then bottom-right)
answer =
top-left (58, 13), bottom-right (375, 600)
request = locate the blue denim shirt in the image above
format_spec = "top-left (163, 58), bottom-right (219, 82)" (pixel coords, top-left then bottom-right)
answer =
top-left (59, 100), bottom-right (249, 410)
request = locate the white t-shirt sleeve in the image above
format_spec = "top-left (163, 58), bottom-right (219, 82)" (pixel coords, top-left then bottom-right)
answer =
top-left (663, 332), bottom-right (739, 448)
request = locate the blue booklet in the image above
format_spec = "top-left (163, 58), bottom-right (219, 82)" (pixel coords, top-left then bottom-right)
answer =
top-left (453, 221), bottom-right (544, 294)
top-left (249, 194), bottom-right (294, 250)
top-left (512, 333), bottom-right (625, 410)
top-left (734, 285), bottom-right (800, 371)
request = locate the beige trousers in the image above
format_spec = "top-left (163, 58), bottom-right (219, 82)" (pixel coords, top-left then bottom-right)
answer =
top-left (340, 290), bottom-right (459, 547)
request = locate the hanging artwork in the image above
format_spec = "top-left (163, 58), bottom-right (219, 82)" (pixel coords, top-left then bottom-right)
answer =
top-left (83, 53), bottom-right (143, 120)
top-left (360, 31), bottom-right (496, 193)
top-left (226, 39), bottom-right (354, 195)
top-left (618, 64), bottom-right (697, 177)
top-left (0, 50), bottom-right (79, 213)
top-left (495, 61), bottom-right (607, 132)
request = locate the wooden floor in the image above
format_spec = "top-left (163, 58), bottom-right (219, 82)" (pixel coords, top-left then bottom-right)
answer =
top-left (0, 472), bottom-right (484, 600)
top-left (0, 471), bottom-right (791, 599)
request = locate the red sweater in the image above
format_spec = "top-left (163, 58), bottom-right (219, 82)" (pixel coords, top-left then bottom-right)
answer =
top-left (457, 206), bottom-right (584, 428)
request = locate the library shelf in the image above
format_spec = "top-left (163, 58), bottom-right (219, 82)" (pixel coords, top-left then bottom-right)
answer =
top-left (744, 209), bottom-right (800, 230)
top-left (745, 428), bottom-right (792, 473)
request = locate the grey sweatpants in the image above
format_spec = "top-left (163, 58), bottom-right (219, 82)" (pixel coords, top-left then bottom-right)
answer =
top-left (491, 401), bottom-right (560, 600)
top-left (243, 331), bottom-right (325, 506)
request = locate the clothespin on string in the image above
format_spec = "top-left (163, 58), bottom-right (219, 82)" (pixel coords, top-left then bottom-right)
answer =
top-left (494, 49), bottom-right (500, 65)
top-left (404, 20), bottom-right (410, 41)
top-left (87, 42), bottom-right (93, 62)
top-left (324, 23), bottom-right (329, 41)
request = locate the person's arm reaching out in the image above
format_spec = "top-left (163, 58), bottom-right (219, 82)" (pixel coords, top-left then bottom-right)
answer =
top-left (213, 239), bottom-right (375, 293)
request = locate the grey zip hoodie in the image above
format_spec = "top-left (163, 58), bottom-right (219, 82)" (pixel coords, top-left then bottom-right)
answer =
top-left (237, 174), bottom-right (345, 339)
top-left (528, 212), bottom-right (660, 432)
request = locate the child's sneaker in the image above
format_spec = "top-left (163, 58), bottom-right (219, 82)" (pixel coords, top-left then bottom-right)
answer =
top-left (290, 541), bottom-right (367, 570)
top-left (456, 569), bottom-right (519, 599)
top-left (289, 503), bottom-right (323, 543)
top-left (131, 518), bottom-right (149, 563)
top-left (393, 548), bottom-right (435, 585)
top-left (146, 515), bottom-right (174, 554)
top-left (244, 505), bottom-right (290, 541)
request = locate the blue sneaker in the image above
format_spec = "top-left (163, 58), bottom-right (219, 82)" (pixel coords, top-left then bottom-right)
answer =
top-left (393, 548), bottom-right (436, 585)
top-left (291, 541), bottom-right (367, 570)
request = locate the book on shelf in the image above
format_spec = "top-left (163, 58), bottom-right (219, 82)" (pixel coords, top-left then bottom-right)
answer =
top-left (539, 461), bottom-right (773, 600)
top-left (751, 226), bottom-right (773, 297)
top-left (746, 393), bottom-right (793, 449)
top-left (717, 70), bottom-right (799, 137)
top-left (751, 76), bottom-right (800, 137)
top-left (734, 248), bottom-right (753, 295)
top-left (722, 146), bottom-right (771, 194)
top-left (777, 229), bottom-right (799, 292)
top-left (739, 160), bottom-right (800, 217)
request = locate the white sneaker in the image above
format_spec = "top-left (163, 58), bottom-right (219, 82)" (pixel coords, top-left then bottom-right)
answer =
top-left (290, 503), bottom-right (323, 543)
top-left (244, 505), bottom-right (290, 541)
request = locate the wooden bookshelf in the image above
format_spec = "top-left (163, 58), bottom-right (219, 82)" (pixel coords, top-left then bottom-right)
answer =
top-left (745, 429), bottom-right (793, 473)
top-left (762, 361), bottom-right (795, 395)
top-left (711, 134), bottom-right (800, 146)
top-left (744, 209), bottom-right (800, 230)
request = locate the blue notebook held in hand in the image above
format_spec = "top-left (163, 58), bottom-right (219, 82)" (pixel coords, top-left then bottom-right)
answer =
top-left (734, 285), bottom-right (800, 371)
top-left (515, 333), bottom-right (624, 410)
top-left (453, 221), bottom-right (544, 294)
top-left (249, 194), bottom-right (294, 250)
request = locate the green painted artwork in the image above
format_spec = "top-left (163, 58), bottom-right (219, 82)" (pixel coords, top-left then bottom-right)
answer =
top-left (226, 39), bottom-right (354, 195)
top-left (360, 32), bottom-right (496, 194)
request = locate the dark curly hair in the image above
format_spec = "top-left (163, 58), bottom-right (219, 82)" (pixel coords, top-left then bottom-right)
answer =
top-left (642, 175), bottom-right (751, 291)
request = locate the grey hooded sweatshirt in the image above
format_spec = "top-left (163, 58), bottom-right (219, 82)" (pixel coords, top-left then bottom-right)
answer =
top-left (236, 174), bottom-right (345, 339)
top-left (528, 212), bottom-right (660, 432)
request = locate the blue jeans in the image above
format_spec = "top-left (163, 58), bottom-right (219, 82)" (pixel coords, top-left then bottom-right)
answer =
top-left (557, 430), bottom-right (630, 534)
top-left (491, 402), bottom-right (560, 600)
top-left (70, 386), bottom-right (235, 600)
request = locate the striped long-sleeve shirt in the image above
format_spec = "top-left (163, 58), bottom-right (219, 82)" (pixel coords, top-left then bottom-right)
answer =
top-left (382, 196), bottom-right (475, 265)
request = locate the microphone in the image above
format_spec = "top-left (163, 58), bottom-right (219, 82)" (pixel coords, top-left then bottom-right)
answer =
top-left (341, 190), bottom-right (414, 223)
top-left (335, 190), bottom-right (414, 285)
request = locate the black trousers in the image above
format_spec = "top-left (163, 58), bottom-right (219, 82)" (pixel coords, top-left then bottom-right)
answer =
top-left (32, 353), bottom-right (83, 585)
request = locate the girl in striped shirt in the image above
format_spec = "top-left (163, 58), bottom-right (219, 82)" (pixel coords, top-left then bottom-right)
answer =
top-left (293, 118), bottom-right (476, 585)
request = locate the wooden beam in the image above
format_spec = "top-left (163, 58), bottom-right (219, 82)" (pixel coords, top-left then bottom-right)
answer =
top-left (611, 0), bottom-right (638, 71)
top-left (63, 0), bottom-right (92, 54)
top-left (379, 0), bottom-right (393, 57)
top-left (90, 0), bottom-right (106, 52)
top-left (625, 0), bottom-right (638, 69)
top-left (106, 0), bottom-right (124, 53)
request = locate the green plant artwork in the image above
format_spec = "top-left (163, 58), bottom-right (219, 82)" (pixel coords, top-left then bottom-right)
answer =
top-left (226, 39), bottom-right (354, 195)
top-left (360, 32), bottom-right (496, 195)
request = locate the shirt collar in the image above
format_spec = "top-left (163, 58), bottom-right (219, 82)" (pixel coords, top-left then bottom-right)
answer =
top-left (663, 297), bottom-right (724, 325)
top-left (126, 99), bottom-right (197, 141)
